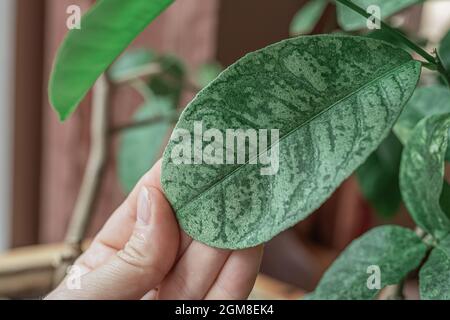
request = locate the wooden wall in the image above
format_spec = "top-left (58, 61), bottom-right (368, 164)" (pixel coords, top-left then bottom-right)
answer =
top-left (38, 0), bottom-right (220, 243)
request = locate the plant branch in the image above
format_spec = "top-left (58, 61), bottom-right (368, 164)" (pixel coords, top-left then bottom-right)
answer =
top-left (110, 114), bottom-right (180, 134)
top-left (53, 74), bottom-right (111, 286)
top-left (112, 63), bottom-right (162, 84)
top-left (334, 0), bottom-right (436, 64)
top-left (112, 62), bottom-right (202, 93)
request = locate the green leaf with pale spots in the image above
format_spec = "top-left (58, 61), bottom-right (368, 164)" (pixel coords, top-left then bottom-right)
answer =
top-left (420, 234), bottom-right (450, 300)
top-left (400, 113), bottom-right (450, 237)
top-left (337, 0), bottom-right (422, 31)
top-left (290, 0), bottom-right (328, 36)
top-left (356, 133), bottom-right (403, 218)
top-left (118, 97), bottom-right (175, 193)
top-left (49, 0), bottom-right (174, 121)
top-left (161, 35), bottom-right (421, 249)
top-left (307, 226), bottom-right (427, 300)
top-left (394, 85), bottom-right (450, 162)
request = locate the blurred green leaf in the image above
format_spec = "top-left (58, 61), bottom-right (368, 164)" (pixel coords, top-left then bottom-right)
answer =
top-left (118, 97), bottom-right (175, 193)
top-left (439, 29), bottom-right (450, 81)
top-left (195, 62), bottom-right (223, 88)
top-left (366, 28), bottom-right (410, 51)
top-left (49, 0), bottom-right (173, 121)
top-left (337, 0), bottom-right (422, 31)
top-left (290, 0), bottom-right (327, 35)
top-left (308, 226), bottom-right (427, 300)
top-left (109, 49), bottom-right (157, 82)
top-left (356, 133), bottom-right (403, 218)
top-left (394, 85), bottom-right (450, 162)
top-left (148, 55), bottom-right (186, 104)
top-left (400, 113), bottom-right (450, 237)
top-left (419, 235), bottom-right (450, 300)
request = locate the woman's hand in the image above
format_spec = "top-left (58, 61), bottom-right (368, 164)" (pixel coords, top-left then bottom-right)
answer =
top-left (46, 160), bottom-right (263, 300)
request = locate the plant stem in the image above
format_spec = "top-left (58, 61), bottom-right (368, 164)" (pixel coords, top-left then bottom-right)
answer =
top-left (53, 74), bottom-right (111, 286)
top-left (334, 0), bottom-right (436, 64)
top-left (112, 63), bottom-right (162, 84)
top-left (110, 114), bottom-right (180, 134)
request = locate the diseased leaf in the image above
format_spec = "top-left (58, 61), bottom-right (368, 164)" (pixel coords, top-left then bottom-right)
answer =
top-left (161, 35), bottom-right (421, 249)
top-left (420, 235), bottom-right (450, 300)
top-left (49, 0), bottom-right (174, 121)
top-left (195, 62), bottom-right (223, 88)
top-left (400, 113), bottom-right (450, 237)
top-left (308, 226), bottom-right (427, 300)
top-left (118, 97), bottom-right (175, 193)
top-left (109, 49), bottom-right (157, 82)
top-left (356, 133), bottom-right (403, 218)
top-left (290, 0), bottom-right (327, 35)
top-left (337, 0), bottom-right (422, 31)
top-left (394, 85), bottom-right (450, 162)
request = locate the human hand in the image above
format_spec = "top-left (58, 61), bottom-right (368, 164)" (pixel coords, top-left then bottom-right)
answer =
top-left (46, 160), bottom-right (263, 300)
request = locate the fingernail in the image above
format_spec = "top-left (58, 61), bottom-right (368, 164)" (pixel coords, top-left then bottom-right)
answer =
top-left (137, 187), bottom-right (152, 225)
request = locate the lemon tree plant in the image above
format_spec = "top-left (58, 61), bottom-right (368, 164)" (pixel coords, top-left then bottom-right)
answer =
top-left (49, 0), bottom-right (450, 299)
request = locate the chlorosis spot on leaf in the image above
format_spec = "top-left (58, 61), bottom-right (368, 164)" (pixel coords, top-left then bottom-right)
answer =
top-left (161, 35), bottom-right (421, 249)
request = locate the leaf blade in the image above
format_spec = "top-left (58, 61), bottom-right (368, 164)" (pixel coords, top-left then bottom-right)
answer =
top-left (308, 226), bottom-right (427, 300)
top-left (394, 86), bottom-right (450, 143)
top-left (420, 235), bottom-right (450, 300)
top-left (356, 133), bottom-right (403, 218)
top-left (49, 0), bottom-right (173, 121)
top-left (162, 35), bottom-right (421, 249)
top-left (400, 113), bottom-right (450, 236)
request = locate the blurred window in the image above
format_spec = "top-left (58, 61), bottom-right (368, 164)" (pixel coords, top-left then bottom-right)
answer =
top-left (0, 0), bottom-right (15, 251)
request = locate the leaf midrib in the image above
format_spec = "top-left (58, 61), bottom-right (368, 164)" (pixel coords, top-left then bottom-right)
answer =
top-left (176, 59), bottom-right (417, 213)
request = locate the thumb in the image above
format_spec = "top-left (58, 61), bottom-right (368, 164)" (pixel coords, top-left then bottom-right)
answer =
top-left (75, 186), bottom-right (179, 299)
